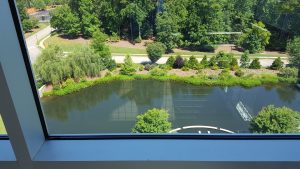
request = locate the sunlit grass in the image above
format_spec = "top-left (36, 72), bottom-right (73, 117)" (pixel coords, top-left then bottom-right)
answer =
top-left (0, 115), bottom-right (7, 134)
top-left (43, 34), bottom-right (287, 58)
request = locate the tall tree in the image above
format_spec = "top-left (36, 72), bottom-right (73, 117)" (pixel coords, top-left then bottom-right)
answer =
top-left (121, 3), bottom-right (146, 42)
top-left (238, 22), bottom-right (271, 53)
top-left (287, 37), bottom-right (300, 79)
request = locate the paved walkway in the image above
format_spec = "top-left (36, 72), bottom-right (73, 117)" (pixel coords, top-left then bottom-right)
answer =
top-left (25, 26), bottom-right (52, 63)
top-left (27, 26), bottom-right (289, 67)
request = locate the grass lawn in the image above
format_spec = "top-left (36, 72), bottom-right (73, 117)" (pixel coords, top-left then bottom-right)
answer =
top-left (110, 46), bottom-right (147, 54)
top-left (24, 22), bottom-right (50, 38)
top-left (0, 116), bottom-right (7, 134)
top-left (43, 34), bottom-right (288, 58)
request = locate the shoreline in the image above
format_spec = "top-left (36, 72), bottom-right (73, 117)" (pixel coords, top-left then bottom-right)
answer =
top-left (43, 74), bottom-right (298, 97)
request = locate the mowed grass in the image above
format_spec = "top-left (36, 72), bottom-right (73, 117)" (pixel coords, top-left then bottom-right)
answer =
top-left (24, 22), bottom-right (50, 38)
top-left (43, 34), bottom-right (287, 58)
top-left (0, 116), bottom-right (7, 134)
top-left (110, 46), bottom-right (147, 54)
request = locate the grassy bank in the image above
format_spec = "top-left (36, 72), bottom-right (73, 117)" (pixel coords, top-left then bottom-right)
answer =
top-left (43, 74), bottom-right (298, 97)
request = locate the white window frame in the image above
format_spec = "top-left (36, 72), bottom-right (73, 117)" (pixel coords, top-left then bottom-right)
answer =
top-left (1, 1), bottom-right (300, 169)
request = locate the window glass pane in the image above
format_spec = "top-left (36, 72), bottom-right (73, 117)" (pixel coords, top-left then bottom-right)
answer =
top-left (16, 0), bottom-right (300, 135)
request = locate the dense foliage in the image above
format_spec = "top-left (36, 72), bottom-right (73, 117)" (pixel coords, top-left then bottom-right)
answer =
top-left (146, 42), bottom-right (166, 63)
top-left (287, 37), bottom-right (300, 79)
top-left (34, 43), bottom-right (113, 84)
top-left (132, 109), bottom-right (172, 133)
top-left (250, 105), bottom-right (300, 133)
top-left (17, 1), bottom-right (39, 32)
top-left (237, 22), bottom-right (271, 53)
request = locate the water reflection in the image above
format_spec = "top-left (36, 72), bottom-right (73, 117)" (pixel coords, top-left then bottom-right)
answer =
top-left (41, 80), bottom-right (300, 134)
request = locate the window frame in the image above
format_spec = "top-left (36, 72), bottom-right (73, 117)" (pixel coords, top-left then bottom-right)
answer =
top-left (1, 1), bottom-right (300, 169)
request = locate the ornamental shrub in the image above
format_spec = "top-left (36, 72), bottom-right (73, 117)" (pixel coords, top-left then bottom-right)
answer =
top-left (173, 55), bottom-right (185, 69)
top-left (249, 58), bottom-right (261, 69)
top-left (270, 57), bottom-right (284, 70)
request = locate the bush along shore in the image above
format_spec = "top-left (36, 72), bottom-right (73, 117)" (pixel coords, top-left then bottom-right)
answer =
top-left (43, 72), bottom-right (298, 97)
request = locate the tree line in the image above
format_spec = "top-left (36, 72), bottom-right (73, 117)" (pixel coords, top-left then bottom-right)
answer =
top-left (49, 0), bottom-right (300, 53)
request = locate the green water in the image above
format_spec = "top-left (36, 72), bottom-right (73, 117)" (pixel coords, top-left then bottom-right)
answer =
top-left (41, 80), bottom-right (300, 134)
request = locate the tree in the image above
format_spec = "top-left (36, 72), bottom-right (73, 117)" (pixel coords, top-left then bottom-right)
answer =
top-left (250, 105), bottom-right (300, 133)
top-left (238, 22), bottom-right (271, 53)
top-left (156, 12), bottom-right (182, 52)
top-left (50, 5), bottom-right (80, 37)
top-left (121, 3), bottom-right (146, 42)
top-left (240, 50), bottom-right (250, 68)
top-left (270, 57), bottom-right (284, 70)
top-left (120, 55), bottom-right (136, 76)
top-left (132, 108), bottom-right (172, 133)
top-left (78, 0), bottom-right (101, 37)
top-left (146, 42), bottom-right (166, 63)
top-left (32, 0), bottom-right (46, 10)
top-left (91, 29), bottom-right (110, 58)
top-left (287, 37), bottom-right (300, 79)
top-left (34, 45), bottom-right (69, 84)
top-left (249, 58), bottom-right (261, 69)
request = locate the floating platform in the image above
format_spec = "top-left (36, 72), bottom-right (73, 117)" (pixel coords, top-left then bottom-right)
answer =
top-left (297, 84), bottom-right (300, 89)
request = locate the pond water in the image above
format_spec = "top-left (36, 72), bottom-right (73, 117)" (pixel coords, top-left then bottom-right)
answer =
top-left (41, 80), bottom-right (300, 134)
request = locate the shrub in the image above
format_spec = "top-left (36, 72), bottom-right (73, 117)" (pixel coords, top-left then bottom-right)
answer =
top-left (235, 69), bottom-right (245, 77)
top-left (216, 52), bottom-right (234, 69)
top-left (219, 69), bottom-right (232, 79)
top-left (173, 55), bottom-right (185, 69)
top-left (250, 105), bottom-right (300, 133)
top-left (132, 109), bottom-right (172, 133)
top-left (166, 56), bottom-right (175, 67)
top-left (181, 67), bottom-right (189, 71)
top-left (139, 65), bottom-right (144, 71)
top-left (146, 42), bottom-right (166, 63)
top-left (249, 58), bottom-right (261, 69)
top-left (200, 55), bottom-right (209, 68)
top-left (159, 64), bottom-right (171, 70)
top-left (186, 56), bottom-right (199, 69)
top-left (270, 57), bottom-right (284, 70)
top-left (110, 32), bottom-right (120, 42)
top-left (208, 56), bottom-right (217, 68)
top-left (149, 67), bottom-right (167, 76)
top-left (230, 58), bottom-right (239, 71)
top-left (240, 50), bottom-right (250, 68)
top-left (278, 67), bottom-right (298, 78)
top-left (144, 64), bottom-right (156, 71)
top-left (134, 37), bottom-right (142, 43)
top-left (120, 55), bottom-right (136, 76)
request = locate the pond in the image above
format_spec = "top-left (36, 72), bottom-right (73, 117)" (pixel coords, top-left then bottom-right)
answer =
top-left (41, 80), bottom-right (300, 134)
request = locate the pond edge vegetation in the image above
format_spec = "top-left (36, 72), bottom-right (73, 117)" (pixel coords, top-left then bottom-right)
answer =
top-left (43, 73), bottom-right (298, 97)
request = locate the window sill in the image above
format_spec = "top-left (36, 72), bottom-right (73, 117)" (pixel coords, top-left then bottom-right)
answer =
top-left (34, 139), bottom-right (300, 161)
